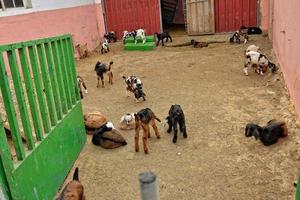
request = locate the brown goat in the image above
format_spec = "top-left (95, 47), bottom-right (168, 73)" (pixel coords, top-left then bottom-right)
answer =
top-left (134, 108), bottom-right (161, 154)
top-left (56, 168), bottom-right (85, 200)
top-left (84, 112), bottom-right (107, 135)
top-left (75, 43), bottom-right (88, 59)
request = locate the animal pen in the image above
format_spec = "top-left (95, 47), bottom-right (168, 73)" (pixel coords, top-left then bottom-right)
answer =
top-left (0, 35), bottom-right (86, 200)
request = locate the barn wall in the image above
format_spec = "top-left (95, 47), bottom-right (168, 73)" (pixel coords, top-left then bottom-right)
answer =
top-left (214, 0), bottom-right (257, 32)
top-left (268, 0), bottom-right (300, 118)
top-left (105, 0), bottom-right (162, 39)
top-left (0, 3), bottom-right (105, 55)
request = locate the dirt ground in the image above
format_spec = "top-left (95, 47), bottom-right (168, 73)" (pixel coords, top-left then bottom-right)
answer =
top-left (62, 34), bottom-right (300, 200)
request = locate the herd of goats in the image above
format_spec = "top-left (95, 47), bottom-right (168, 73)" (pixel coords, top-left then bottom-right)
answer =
top-left (57, 26), bottom-right (290, 199)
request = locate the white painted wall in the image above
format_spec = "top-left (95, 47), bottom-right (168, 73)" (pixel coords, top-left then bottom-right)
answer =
top-left (0, 0), bottom-right (101, 17)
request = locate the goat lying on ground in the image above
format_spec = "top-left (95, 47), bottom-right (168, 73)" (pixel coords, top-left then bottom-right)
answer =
top-left (122, 75), bottom-right (146, 102)
top-left (75, 43), bottom-right (88, 59)
top-left (166, 104), bottom-right (187, 143)
top-left (94, 61), bottom-right (114, 87)
top-left (165, 39), bottom-right (225, 48)
top-left (92, 122), bottom-right (127, 149)
top-left (134, 108), bottom-right (161, 154)
top-left (101, 38), bottom-right (109, 54)
top-left (119, 113), bottom-right (136, 130)
top-left (245, 120), bottom-right (288, 146)
top-left (154, 31), bottom-right (172, 46)
top-left (84, 112), bottom-right (107, 135)
top-left (230, 28), bottom-right (249, 44)
top-left (56, 168), bottom-right (85, 200)
top-left (77, 76), bottom-right (88, 99)
top-left (244, 51), bottom-right (277, 76)
top-left (103, 31), bottom-right (117, 43)
top-left (240, 26), bottom-right (262, 35)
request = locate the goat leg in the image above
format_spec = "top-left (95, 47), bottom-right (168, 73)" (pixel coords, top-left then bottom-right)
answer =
top-left (167, 118), bottom-right (172, 133)
top-left (151, 120), bottom-right (160, 139)
top-left (135, 125), bottom-right (140, 152)
top-left (142, 125), bottom-right (149, 154)
top-left (179, 120), bottom-right (187, 138)
top-left (97, 77), bottom-right (100, 88)
top-left (172, 119), bottom-right (178, 143)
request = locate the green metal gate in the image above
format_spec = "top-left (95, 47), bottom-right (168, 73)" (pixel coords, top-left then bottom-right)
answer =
top-left (0, 34), bottom-right (86, 200)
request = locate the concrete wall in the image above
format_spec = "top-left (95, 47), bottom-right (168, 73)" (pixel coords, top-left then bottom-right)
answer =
top-left (268, 0), bottom-right (300, 118)
top-left (0, 1), bottom-right (105, 56)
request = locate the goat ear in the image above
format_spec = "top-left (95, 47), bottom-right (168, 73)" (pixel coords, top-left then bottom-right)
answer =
top-left (253, 129), bottom-right (260, 140)
top-left (73, 167), bottom-right (79, 181)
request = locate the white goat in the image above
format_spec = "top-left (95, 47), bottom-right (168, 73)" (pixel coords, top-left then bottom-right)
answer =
top-left (244, 51), bottom-right (277, 76)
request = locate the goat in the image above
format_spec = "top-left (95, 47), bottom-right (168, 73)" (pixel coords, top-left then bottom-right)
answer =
top-left (122, 30), bottom-right (136, 44)
top-left (103, 31), bottom-right (117, 43)
top-left (84, 112), bottom-right (107, 135)
top-left (134, 108), bottom-right (161, 154)
top-left (230, 28), bottom-right (249, 44)
top-left (77, 76), bottom-right (88, 99)
top-left (94, 61), bottom-right (114, 87)
top-left (92, 122), bottom-right (127, 149)
top-left (119, 113), bottom-right (136, 130)
top-left (154, 31), bottom-right (172, 46)
top-left (245, 45), bottom-right (261, 53)
top-left (101, 38), bottom-right (109, 54)
top-left (245, 120), bottom-right (288, 146)
top-left (166, 104), bottom-right (187, 143)
top-left (122, 75), bottom-right (146, 102)
top-left (244, 51), bottom-right (277, 76)
top-left (56, 168), bottom-right (85, 200)
top-left (75, 43), bottom-right (88, 59)
top-left (240, 26), bottom-right (262, 35)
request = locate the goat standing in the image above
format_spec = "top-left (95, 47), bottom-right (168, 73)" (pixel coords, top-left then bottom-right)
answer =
top-left (166, 105), bottom-right (187, 143)
top-left (94, 61), bottom-right (114, 88)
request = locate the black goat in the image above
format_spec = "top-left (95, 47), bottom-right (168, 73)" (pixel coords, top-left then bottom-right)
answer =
top-left (245, 120), bottom-right (288, 146)
top-left (94, 61), bottom-right (114, 88)
top-left (154, 31), bottom-right (172, 46)
top-left (103, 31), bottom-right (117, 43)
top-left (166, 104), bottom-right (187, 143)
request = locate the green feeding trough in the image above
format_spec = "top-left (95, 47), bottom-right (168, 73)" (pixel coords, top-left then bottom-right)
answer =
top-left (124, 36), bottom-right (156, 51)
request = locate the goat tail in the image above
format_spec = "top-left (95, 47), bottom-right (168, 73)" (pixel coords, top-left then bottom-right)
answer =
top-left (73, 167), bottom-right (79, 181)
top-left (109, 61), bottom-right (114, 66)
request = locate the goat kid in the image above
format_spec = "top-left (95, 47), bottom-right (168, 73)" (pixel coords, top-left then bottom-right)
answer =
top-left (245, 120), bottom-right (288, 146)
top-left (122, 75), bottom-right (146, 102)
top-left (56, 168), bottom-right (85, 200)
top-left (101, 38), bottom-right (109, 54)
top-left (92, 122), bottom-right (127, 149)
top-left (244, 51), bottom-right (277, 76)
top-left (122, 30), bottom-right (136, 43)
top-left (166, 104), bottom-right (187, 143)
top-left (77, 76), bottom-right (88, 99)
top-left (154, 31), bottom-right (172, 46)
top-left (75, 43), bottom-right (88, 59)
top-left (103, 31), bottom-right (117, 43)
top-left (134, 108), bottom-right (161, 154)
top-left (230, 28), bottom-right (249, 44)
top-left (122, 29), bottom-right (146, 44)
top-left (119, 113), bottom-right (136, 130)
top-left (94, 61), bottom-right (114, 87)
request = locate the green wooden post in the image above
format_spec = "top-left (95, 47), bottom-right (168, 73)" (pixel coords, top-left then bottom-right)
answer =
top-left (44, 43), bottom-right (63, 121)
top-left (51, 41), bottom-right (68, 114)
top-left (18, 47), bottom-right (44, 142)
top-left (28, 45), bottom-right (50, 134)
top-left (62, 39), bottom-right (76, 105)
top-left (57, 40), bottom-right (72, 110)
top-left (36, 44), bottom-right (57, 127)
top-left (7, 50), bottom-right (35, 150)
top-left (66, 38), bottom-right (80, 101)
top-left (0, 54), bottom-right (25, 160)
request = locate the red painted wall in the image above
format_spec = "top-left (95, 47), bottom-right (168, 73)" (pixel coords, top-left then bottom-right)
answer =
top-left (105, 0), bottom-right (162, 39)
top-left (267, 0), bottom-right (300, 119)
top-left (214, 0), bottom-right (257, 32)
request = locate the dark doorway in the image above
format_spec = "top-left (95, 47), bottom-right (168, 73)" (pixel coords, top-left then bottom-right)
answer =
top-left (160, 0), bottom-right (186, 35)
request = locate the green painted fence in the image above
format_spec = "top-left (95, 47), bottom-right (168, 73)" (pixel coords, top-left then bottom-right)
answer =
top-left (0, 34), bottom-right (86, 200)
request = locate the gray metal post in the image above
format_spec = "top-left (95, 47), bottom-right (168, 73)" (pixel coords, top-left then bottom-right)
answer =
top-left (139, 172), bottom-right (159, 200)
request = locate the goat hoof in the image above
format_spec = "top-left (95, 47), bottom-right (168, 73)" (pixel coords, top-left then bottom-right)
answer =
top-left (157, 136), bottom-right (161, 139)
top-left (167, 130), bottom-right (171, 133)
top-left (172, 139), bottom-right (177, 143)
top-left (183, 134), bottom-right (188, 138)
top-left (135, 148), bottom-right (139, 152)
top-left (144, 150), bottom-right (148, 154)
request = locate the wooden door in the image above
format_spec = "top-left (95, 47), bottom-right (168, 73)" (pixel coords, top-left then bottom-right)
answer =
top-left (186, 0), bottom-right (215, 35)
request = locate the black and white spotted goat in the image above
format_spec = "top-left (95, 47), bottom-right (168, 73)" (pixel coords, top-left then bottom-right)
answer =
top-left (245, 120), bottom-right (288, 146)
top-left (122, 75), bottom-right (146, 102)
top-left (103, 31), bottom-right (117, 43)
top-left (154, 31), bottom-right (172, 46)
top-left (165, 104), bottom-right (187, 143)
top-left (244, 51), bottom-right (277, 76)
top-left (122, 29), bottom-right (146, 44)
top-left (101, 38), bottom-right (109, 54)
top-left (230, 27), bottom-right (249, 44)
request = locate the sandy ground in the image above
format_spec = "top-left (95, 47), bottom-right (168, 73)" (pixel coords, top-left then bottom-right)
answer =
top-left (60, 34), bottom-right (300, 200)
